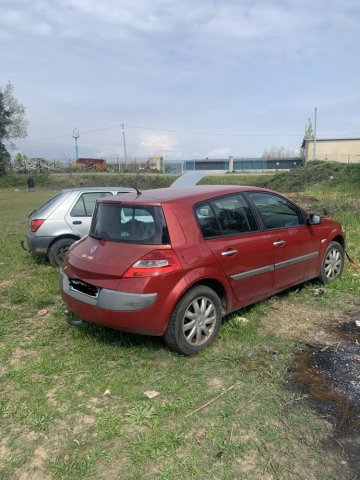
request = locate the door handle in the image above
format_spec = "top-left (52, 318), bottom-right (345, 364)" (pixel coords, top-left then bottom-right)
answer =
top-left (221, 249), bottom-right (239, 256)
top-left (273, 240), bottom-right (286, 247)
top-left (73, 221), bottom-right (82, 225)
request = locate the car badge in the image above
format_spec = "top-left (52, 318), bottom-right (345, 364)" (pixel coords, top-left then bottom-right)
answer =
top-left (90, 245), bottom-right (98, 254)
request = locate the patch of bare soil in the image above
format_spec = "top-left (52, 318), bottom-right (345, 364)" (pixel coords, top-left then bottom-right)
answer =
top-left (12, 444), bottom-right (52, 480)
top-left (262, 297), bottom-right (360, 478)
top-left (207, 377), bottom-right (224, 391)
top-left (262, 297), bottom-right (349, 344)
top-left (0, 279), bottom-right (13, 289)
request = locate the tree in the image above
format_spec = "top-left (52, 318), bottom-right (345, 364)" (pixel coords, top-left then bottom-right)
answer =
top-left (0, 91), bottom-right (11, 176)
top-left (304, 118), bottom-right (314, 140)
top-left (0, 142), bottom-right (11, 176)
top-left (14, 152), bottom-right (28, 171)
top-left (262, 146), bottom-right (298, 160)
top-left (300, 118), bottom-right (314, 159)
top-left (0, 82), bottom-right (28, 175)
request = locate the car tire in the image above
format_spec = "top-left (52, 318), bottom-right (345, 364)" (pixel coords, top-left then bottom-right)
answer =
top-left (164, 285), bottom-right (222, 355)
top-left (48, 238), bottom-right (75, 267)
top-left (318, 241), bottom-right (344, 284)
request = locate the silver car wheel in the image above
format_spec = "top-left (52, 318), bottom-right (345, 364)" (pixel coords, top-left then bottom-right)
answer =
top-left (48, 238), bottom-right (75, 267)
top-left (182, 296), bottom-right (216, 346)
top-left (324, 247), bottom-right (342, 280)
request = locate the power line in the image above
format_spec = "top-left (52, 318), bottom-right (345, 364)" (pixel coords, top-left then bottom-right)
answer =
top-left (17, 122), bottom-right (360, 144)
top-left (18, 124), bottom-right (124, 144)
top-left (124, 124), bottom-right (302, 137)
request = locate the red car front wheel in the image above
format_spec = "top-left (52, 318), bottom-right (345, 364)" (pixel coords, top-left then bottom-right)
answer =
top-left (318, 241), bottom-right (344, 284)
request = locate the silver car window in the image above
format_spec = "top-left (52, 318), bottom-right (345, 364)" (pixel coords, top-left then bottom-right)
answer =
top-left (71, 192), bottom-right (113, 217)
top-left (31, 192), bottom-right (63, 216)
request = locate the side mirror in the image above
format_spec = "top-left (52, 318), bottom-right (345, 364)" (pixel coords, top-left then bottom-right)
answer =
top-left (307, 213), bottom-right (321, 225)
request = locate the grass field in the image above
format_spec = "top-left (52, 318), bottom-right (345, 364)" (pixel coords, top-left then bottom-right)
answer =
top-left (0, 168), bottom-right (359, 479)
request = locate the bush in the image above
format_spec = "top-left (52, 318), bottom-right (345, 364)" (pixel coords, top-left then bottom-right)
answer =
top-left (261, 161), bottom-right (360, 192)
top-left (0, 172), bottom-right (177, 190)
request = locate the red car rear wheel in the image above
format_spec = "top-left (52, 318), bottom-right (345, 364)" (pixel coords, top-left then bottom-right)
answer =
top-left (164, 285), bottom-right (222, 355)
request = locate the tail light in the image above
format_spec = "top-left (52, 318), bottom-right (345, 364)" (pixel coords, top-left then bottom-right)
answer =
top-left (30, 219), bottom-right (45, 232)
top-left (123, 250), bottom-right (182, 278)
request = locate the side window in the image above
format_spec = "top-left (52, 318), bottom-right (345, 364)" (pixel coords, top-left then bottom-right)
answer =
top-left (247, 192), bottom-right (304, 229)
top-left (71, 192), bottom-right (112, 217)
top-left (211, 195), bottom-right (258, 235)
top-left (195, 194), bottom-right (258, 238)
top-left (195, 203), bottom-right (222, 238)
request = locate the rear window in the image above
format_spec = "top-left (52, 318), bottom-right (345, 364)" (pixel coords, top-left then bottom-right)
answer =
top-left (30, 192), bottom-right (64, 217)
top-left (90, 203), bottom-right (170, 245)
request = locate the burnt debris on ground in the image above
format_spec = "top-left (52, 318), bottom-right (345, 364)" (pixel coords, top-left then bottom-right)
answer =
top-left (289, 318), bottom-right (360, 475)
top-left (290, 319), bottom-right (360, 433)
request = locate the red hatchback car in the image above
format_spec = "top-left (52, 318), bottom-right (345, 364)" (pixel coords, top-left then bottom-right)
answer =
top-left (60, 186), bottom-right (345, 355)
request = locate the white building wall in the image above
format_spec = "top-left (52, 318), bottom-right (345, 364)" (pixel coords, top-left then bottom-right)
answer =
top-left (305, 139), bottom-right (360, 163)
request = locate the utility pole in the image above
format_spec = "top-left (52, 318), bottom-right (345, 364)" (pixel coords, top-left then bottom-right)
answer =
top-left (72, 128), bottom-right (80, 162)
top-left (122, 123), bottom-right (128, 166)
top-left (313, 107), bottom-right (317, 161)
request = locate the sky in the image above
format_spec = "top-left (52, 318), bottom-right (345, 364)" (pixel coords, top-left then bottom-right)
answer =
top-left (1, 0), bottom-right (359, 162)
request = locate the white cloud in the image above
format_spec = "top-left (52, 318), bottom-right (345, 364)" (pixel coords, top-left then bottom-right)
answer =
top-left (205, 147), bottom-right (231, 159)
top-left (136, 133), bottom-right (178, 158)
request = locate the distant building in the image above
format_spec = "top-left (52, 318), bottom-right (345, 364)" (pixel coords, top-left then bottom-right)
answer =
top-left (75, 158), bottom-right (107, 171)
top-left (147, 156), bottom-right (164, 172)
top-left (302, 138), bottom-right (360, 163)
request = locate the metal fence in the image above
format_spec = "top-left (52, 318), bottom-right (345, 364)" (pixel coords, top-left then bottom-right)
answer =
top-left (20, 157), bottom-right (303, 174)
top-left (183, 157), bottom-right (303, 172)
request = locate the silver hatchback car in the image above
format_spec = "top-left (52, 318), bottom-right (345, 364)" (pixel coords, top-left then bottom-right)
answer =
top-left (21, 187), bottom-right (134, 266)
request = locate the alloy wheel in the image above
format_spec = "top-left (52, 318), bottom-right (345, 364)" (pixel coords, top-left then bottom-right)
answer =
top-left (182, 296), bottom-right (216, 346)
top-left (324, 247), bottom-right (342, 280)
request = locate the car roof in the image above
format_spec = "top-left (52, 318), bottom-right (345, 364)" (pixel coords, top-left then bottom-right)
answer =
top-left (60, 187), bottom-right (135, 193)
top-left (98, 185), bottom-right (271, 205)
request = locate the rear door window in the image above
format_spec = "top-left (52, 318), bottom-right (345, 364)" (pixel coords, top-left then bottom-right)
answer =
top-left (71, 192), bottom-right (113, 217)
top-left (91, 204), bottom-right (170, 244)
top-left (194, 203), bottom-right (222, 238)
top-left (195, 194), bottom-right (258, 238)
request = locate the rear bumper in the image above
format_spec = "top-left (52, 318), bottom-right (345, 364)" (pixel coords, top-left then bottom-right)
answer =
top-left (24, 232), bottom-right (53, 254)
top-left (60, 270), bottom-right (157, 312)
top-left (59, 269), bottom-right (170, 335)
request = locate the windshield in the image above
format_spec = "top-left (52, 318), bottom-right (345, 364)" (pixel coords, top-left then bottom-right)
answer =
top-left (90, 203), bottom-right (170, 245)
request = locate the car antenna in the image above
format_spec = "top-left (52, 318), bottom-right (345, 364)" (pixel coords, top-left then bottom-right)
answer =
top-left (132, 186), bottom-right (142, 196)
